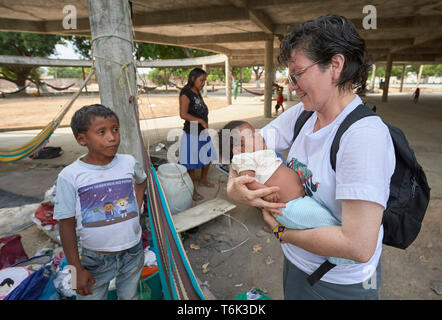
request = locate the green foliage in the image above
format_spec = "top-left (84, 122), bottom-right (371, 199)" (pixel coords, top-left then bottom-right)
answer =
top-left (47, 67), bottom-right (84, 79)
top-left (368, 64), bottom-right (442, 80)
top-left (0, 31), bottom-right (65, 87)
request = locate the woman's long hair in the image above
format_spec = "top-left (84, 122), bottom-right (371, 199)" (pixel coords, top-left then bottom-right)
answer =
top-left (183, 67), bottom-right (207, 91)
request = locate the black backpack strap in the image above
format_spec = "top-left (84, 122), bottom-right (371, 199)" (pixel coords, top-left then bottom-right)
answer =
top-left (293, 110), bottom-right (314, 144)
top-left (330, 104), bottom-right (377, 171)
top-left (306, 260), bottom-right (336, 286)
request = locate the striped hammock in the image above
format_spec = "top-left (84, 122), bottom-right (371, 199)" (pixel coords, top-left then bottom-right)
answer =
top-left (0, 70), bottom-right (94, 163)
top-left (130, 96), bottom-right (205, 300)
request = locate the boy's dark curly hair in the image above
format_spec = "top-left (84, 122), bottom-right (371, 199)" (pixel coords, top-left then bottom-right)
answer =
top-left (278, 14), bottom-right (371, 92)
top-left (70, 104), bottom-right (119, 137)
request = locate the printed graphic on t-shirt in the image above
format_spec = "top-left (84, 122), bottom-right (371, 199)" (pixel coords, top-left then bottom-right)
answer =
top-left (78, 178), bottom-right (138, 228)
top-left (287, 157), bottom-right (319, 197)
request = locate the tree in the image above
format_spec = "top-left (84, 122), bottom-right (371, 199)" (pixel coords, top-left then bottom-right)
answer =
top-left (252, 66), bottom-right (264, 87)
top-left (47, 67), bottom-right (84, 79)
top-left (0, 32), bottom-right (65, 88)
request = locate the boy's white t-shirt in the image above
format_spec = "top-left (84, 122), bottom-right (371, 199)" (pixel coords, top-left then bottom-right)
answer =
top-left (261, 95), bottom-right (395, 285)
top-left (54, 154), bottom-right (147, 252)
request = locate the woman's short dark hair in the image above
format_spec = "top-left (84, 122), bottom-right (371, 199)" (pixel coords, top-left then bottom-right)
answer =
top-left (70, 104), bottom-right (119, 137)
top-left (278, 14), bottom-right (371, 92)
top-left (183, 67), bottom-right (207, 91)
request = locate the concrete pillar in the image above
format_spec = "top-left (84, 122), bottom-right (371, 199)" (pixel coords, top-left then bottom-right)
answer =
top-left (370, 64), bottom-right (376, 93)
top-left (399, 65), bottom-right (406, 93)
top-left (88, 0), bottom-right (144, 165)
top-left (239, 67), bottom-right (243, 93)
top-left (202, 64), bottom-right (208, 97)
top-left (382, 53), bottom-right (393, 102)
top-left (225, 56), bottom-right (232, 105)
top-left (264, 39), bottom-right (274, 118)
top-left (416, 64), bottom-right (424, 88)
top-left (287, 80), bottom-right (292, 101)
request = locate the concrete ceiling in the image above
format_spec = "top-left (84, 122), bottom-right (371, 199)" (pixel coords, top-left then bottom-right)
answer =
top-left (0, 0), bottom-right (441, 67)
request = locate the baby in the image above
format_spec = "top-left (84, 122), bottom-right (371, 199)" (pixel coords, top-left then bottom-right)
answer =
top-left (220, 120), bottom-right (357, 266)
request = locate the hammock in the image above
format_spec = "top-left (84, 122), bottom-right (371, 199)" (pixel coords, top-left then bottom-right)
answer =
top-left (130, 96), bottom-right (205, 300)
top-left (138, 85), bottom-right (157, 93)
top-left (0, 86), bottom-right (29, 95)
top-left (0, 71), bottom-right (94, 163)
top-left (168, 81), bottom-right (183, 90)
top-left (43, 82), bottom-right (76, 91)
top-left (242, 87), bottom-right (264, 96)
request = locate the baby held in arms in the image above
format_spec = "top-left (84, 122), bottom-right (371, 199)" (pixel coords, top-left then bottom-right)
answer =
top-left (220, 120), bottom-right (357, 266)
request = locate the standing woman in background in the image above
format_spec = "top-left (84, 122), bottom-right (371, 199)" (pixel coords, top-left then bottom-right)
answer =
top-left (178, 68), bottom-right (217, 201)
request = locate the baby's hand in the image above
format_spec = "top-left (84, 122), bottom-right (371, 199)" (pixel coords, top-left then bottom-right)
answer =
top-left (263, 192), bottom-right (280, 203)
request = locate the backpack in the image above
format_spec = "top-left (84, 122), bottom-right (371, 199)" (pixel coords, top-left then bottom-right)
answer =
top-left (292, 104), bottom-right (431, 285)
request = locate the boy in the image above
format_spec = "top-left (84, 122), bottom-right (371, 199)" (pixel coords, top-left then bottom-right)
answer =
top-left (54, 104), bottom-right (147, 300)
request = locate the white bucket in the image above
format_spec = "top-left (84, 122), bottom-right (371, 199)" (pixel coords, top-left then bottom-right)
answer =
top-left (157, 163), bottom-right (194, 215)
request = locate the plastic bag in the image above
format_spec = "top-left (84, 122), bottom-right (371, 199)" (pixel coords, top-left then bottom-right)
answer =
top-left (0, 235), bottom-right (28, 269)
top-left (137, 277), bottom-right (151, 300)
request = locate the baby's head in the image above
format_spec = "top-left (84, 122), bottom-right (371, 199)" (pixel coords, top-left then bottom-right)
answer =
top-left (219, 120), bottom-right (266, 162)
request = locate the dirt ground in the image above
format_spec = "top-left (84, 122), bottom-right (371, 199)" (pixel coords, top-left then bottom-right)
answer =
top-left (0, 94), bottom-right (228, 131)
top-left (0, 92), bottom-right (441, 300)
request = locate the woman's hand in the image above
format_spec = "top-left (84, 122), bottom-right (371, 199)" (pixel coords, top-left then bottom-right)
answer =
top-left (261, 208), bottom-right (280, 231)
top-left (227, 173), bottom-right (286, 214)
top-left (199, 119), bottom-right (208, 129)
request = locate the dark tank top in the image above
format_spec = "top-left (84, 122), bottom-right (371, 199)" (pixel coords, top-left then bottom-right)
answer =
top-left (180, 87), bottom-right (208, 134)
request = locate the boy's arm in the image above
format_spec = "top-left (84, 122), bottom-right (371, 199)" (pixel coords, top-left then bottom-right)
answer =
top-left (59, 218), bottom-right (95, 296)
top-left (135, 179), bottom-right (147, 213)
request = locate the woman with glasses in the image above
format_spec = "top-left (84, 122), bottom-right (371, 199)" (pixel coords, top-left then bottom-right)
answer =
top-left (226, 14), bottom-right (395, 299)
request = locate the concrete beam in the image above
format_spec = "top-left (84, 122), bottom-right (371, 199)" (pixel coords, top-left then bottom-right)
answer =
top-left (132, 6), bottom-right (248, 27)
top-left (177, 32), bottom-right (274, 45)
top-left (0, 54), bottom-right (227, 68)
top-left (248, 9), bottom-right (274, 35)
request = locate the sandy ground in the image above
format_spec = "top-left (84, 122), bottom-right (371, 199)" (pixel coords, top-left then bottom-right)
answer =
top-left (0, 94), bottom-right (228, 131)
top-left (0, 92), bottom-right (441, 300)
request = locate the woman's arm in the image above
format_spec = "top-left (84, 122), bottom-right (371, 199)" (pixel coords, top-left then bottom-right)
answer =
top-left (227, 167), bottom-right (286, 214)
top-left (179, 94), bottom-right (208, 128)
top-left (263, 199), bottom-right (383, 263)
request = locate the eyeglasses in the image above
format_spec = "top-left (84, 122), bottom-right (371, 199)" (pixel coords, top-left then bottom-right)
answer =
top-left (287, 61), bottom-right (320, 86)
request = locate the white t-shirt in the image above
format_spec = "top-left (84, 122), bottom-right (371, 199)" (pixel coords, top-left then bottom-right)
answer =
top-left (261, 95), bottom-right (395, 285)
top-left (54, 154), bottom-right (147, 252)
top-left (231, 149), bottom-right (283, 184)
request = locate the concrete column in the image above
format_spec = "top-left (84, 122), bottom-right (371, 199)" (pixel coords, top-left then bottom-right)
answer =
top-left (399, 65), bottom-right (406, 93)
top-left (88, 0), bottom-right (144, 165)
top-left (416, 64), bottom-right (424, 88)
top-left (382, 53), bottom-right (393, 102)
top-left (287, 80), bottom-right (292, 101)
top-left (264, 39), bottom-right (274, 118)
top-left (239, 67), bottom-right (243, 93)
top-left (225, 56), bottom-right (232, 105)
top-left (370, 64), bottom-right (376, 93)
top-left (202, 64), bottom-right (207, 97)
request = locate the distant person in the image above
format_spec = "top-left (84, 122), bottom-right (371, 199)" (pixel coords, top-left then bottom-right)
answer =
top-left (413, 87), bottom-right (420, 103)
top-left (54, 104), bottom-right (147, 300)
top-left (273, 83), bottom-right (285, 115)
top-left (178, 68), bottom-right (218, 201)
